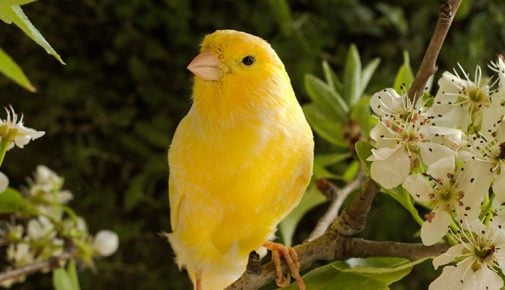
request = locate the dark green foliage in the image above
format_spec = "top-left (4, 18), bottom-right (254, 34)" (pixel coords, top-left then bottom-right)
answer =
top-left (1, 0), bottom-right (504, 289)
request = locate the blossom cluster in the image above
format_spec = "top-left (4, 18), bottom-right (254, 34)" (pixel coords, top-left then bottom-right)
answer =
top-left (368, 56), bottom-right (505, 290)
top-left (0, 108), bottom-right (118, 288)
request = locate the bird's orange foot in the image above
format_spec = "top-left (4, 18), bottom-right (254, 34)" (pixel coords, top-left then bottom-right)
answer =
top-left (263, 241), bottom-right (305, 290)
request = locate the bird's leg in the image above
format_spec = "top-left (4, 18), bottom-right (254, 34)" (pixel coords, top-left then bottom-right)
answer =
top-left (263, 241), bottom-right (305, 290)
top-left (195, 271), bottom-right (202, 290)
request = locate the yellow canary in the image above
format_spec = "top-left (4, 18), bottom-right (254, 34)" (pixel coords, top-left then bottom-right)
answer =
top-left (167, 30), bottom-right (314, 290)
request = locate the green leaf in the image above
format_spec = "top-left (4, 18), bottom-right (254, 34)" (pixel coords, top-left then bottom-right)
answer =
top-left (355, 141), bottom-right (373, 173)
top-left (376, 3), bottom-right (408, 35)
top-left (455, 0), bottom-right (472, 20)
top-left (322, 60), bottom-right (343, 94)
top-left (393, 51), bottom-right (413, 93)
top-left (384, 187), bottom-right (424, 226)
top-left (351, 96), bottom-right (372, 137)
top-left (0, 0), bottom-right (36, 9)
top-left (281, 257), bottom-right (427, 290)
top-left (0, 5), bottom-right (65, 64)
top-left (0, 47), bottom-right (35, 92)
top-left (67, 260), bottom-right (81, 290)
top-left (314, 153), bottom-right (351, 179)
top-left (278, 184), bottom-right (326, 246)
top-left (315, 153), bottom-right (351, 167)
top-left (360, 58), bottom-right (380, 95)
top-left (303, 104), bottom-right (346, 147)
top-left (53, 268), bottom-right (77, 290)
top-left (305, 74), bottom-right (349, 123)
top-left (343, 160), bottom-right (360, 182)
top-left (0, 188), bottom-right (27, 214)
top-left (343, 44), bottom-right (362, 107)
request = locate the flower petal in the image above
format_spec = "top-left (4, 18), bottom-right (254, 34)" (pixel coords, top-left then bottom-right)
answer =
top-left (370, 88), bottom-right (402, 116)
top-left (419, 142), bottom-right (456, 167)
top-left (421, 208), bottom-right (451, 246)
top-left (426, 156), bottom-right (455, 182)
top-left (475, 266), bottom-right (504, 290)
top-left (402, 173), bottom-right (432, 202)
top-left (429, 263), bottom-right (471, 290)
top-left (370, 146), bottom-right (410, 189)
top-left (432, 243), bottom-right (466, 269)
top-left (0, 172), bottom-right (8, 193)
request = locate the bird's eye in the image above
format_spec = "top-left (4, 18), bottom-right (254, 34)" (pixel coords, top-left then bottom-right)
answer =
top-left (241, 55), bottom-right (255, 66)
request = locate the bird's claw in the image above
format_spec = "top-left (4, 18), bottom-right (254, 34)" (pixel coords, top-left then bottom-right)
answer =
top-left (264, 241), bottom-right (305, 290)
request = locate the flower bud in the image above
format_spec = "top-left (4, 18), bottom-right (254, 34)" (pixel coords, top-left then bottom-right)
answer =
top-left (93, 230), bottom-right (119, 257)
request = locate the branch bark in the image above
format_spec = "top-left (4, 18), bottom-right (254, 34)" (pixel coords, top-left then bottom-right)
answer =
top-left (227, 231), bottom-right (449, 290)
top-left (308, 173), bottom-right (365, 241)
top-left (407, 0), bottom-right (462, 102)
top-left (0, 251), bottom-right (75, 283)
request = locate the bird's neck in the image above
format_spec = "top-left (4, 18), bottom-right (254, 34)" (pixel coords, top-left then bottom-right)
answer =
top-left (190, 82), bottom-right (292, 128)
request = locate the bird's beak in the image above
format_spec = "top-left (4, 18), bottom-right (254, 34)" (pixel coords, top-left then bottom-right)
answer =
top-left (187, 52), bottom-right (222, 81)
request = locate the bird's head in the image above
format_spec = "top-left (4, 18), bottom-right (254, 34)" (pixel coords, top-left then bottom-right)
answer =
top-left (187, 30), bottom-right (290, 110)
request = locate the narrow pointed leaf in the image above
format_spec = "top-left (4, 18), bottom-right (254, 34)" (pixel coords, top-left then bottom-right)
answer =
top-left (305, 74), bottom-right (348, 123)
top-left (351, 96), bottom-right (373, 137)
top-left (360, 58), bottom-right (380, 95)
top-left (0, 47), bottom-right (35, 92)
top-left (303, 103), bottom-right (346, 147)
top-left (6, 5), bottom-right (65, 64)
top-left (68, 261), bottom-right (81, 290)
top-left (322, 60), bottom-right (343, 93)
top-left (53, 268), bottom-right (77, 290)
top-left (343, 44), bottom-right (362, 106)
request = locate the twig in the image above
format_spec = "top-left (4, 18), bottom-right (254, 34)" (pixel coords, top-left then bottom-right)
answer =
top-left (407, 0), bottom-right (462, 102)
top-left (308, 173), bottom-right (365, 241)
top-left (331, 178), bottom-right (379, 236)
top-left (0, 251), bottom-right (76, 283)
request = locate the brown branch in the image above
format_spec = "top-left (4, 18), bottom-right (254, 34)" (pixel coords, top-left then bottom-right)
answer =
top-left (331, 178), bottom-right (379, 236)
top-left (407, 0), bottom-right (462, 102)
top-left (226, 232), bottom-right (449, 290)
top-left (308, 173), bottom-right (365, 241)
top-left (0, 251), bottom-right (76, 283)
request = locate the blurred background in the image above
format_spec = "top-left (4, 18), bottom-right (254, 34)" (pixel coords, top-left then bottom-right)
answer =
top-left (2, 0), bottom-right (505, 289)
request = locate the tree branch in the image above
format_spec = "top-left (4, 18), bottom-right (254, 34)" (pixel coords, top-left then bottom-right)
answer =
top-left (308, 173), bottom-right (365, 241)
top-left (407, 0), bottom-right (462, 102)
top-left (0, 251), bottom-right (75, 283)
top-left (226, 231), bottom-right (449, 290)
top-left (331, 178), bottom-right (379, 236)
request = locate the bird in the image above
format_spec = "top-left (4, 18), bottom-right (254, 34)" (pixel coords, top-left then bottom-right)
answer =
top-left (167, 29), bottom-right (314, 290)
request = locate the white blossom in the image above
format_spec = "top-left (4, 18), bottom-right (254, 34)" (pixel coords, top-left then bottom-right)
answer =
top-left (428, 65), bottom-right (496, 132)
top-left (429, 219), bottom-right (505, 290)
top-left (0, 171), bottom-right (8, 193)
top-left (368, 89), bottom-right (463, 189)
top-left (0, 106), bottom-right (44, 150)
top-left (93, 230), bottom-right (119, 257)
top-left (27, 216), bottom-right (55, 240)
top-left (403, 156), bottom-right (487, 245)
top-left (6, 242), bottom-right (34, 267)
top-left (458, 122), bottom-right (505, 204)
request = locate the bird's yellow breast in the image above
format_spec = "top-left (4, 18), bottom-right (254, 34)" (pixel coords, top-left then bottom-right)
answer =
top-left (168, 97), bottom-right (313, 270)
